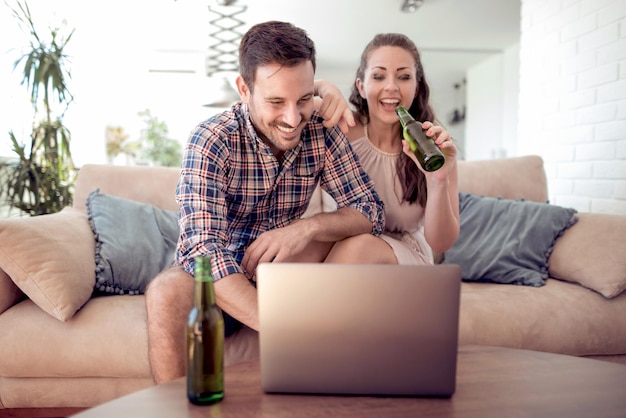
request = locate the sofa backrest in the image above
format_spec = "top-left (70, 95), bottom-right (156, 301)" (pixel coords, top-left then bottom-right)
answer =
top-left (72, 155), bottom-right (549, 214)
top-left (73, 164), bottom-right (180, 212)
top-left (458, 155), bottom-right (548, 203)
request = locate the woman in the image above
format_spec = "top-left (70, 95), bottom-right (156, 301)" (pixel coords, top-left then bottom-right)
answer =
top-left (345, 33), bottom-right (460, 265)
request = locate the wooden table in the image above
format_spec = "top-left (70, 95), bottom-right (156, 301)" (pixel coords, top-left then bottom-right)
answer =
top-left (73, 345), bottom-right (626, 417)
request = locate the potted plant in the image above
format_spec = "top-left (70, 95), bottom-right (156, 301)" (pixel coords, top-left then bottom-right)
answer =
top-left (0, 0), bottom-right (76, 216)
top-left (136, 109), bottom-right (182, 167)
top-left (105, 125), bottom-right (141, 165)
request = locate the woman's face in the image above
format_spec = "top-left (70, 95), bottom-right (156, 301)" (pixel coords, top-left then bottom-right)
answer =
top-left (357, 46), bottom-right (418, 125)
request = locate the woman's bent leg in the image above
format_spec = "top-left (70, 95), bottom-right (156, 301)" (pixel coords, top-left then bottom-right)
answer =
top-left (325, 234), bottom-right (397, 264)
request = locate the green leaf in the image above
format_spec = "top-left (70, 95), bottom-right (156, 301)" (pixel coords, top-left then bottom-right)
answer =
top-left (2, 0), bottom-right (76, 216)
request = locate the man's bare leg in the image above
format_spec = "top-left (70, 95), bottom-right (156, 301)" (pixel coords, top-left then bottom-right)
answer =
top-left (145, 265), bottom-right (193, 384)
top-left (145, 241), bottom-right (329, 384)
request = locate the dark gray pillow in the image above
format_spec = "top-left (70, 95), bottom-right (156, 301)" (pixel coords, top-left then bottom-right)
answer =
top-left (443, 193), bottom-right (578, 287)
top-left (86, 190), bottom-right (178, 295)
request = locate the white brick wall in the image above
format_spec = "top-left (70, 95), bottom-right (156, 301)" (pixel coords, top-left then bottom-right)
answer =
top-left (519, 0), bottom-right (626, 214)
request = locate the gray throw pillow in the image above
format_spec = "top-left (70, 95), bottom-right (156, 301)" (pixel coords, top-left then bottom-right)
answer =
top-left (86, 190), bottom-right (179, 295)
top-left (443, 193), bottom-right (578, 287)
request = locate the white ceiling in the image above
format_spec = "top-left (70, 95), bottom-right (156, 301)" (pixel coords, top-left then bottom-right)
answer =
top-left (3, 0), bottom-right (521, 99)
top-left (238, 0), bottom-right (522, 94)
top-left (0, 0), bottom-right (521, 161)
top-left (243, 0), bottom-right (521, 65)
top-left (148, 0), bottom-right (520, 101)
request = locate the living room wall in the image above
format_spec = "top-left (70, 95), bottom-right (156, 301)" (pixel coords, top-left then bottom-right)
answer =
top-left (0, 0), bottom-right (472, 168)
top-left (465, 43), bottom-right (520, 161)
top-left (465, 0), bottom-right (626, 215)
top-left (0, 0), bottom-right (212, 166)
top-left (518, 0), bottom-right (626, 215)
top-left (10, 2), bottom-right (623, 215)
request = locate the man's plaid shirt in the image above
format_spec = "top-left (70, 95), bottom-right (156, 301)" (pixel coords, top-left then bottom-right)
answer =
top-left (175, 102), bottom-right (385, 280)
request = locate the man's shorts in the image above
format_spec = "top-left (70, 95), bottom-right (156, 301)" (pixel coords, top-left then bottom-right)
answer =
top-left (223, 310), bottom-right (243, 337)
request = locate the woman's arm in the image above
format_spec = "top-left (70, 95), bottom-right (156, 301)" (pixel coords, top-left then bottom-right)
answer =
top-left (407, 123), bottom-right (460, 254)
top-left (314, 79), bottom-right (355, 134)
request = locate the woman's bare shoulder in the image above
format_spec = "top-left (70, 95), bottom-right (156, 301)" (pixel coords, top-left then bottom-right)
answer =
top-left (346, 112), bottom-right (365, 142)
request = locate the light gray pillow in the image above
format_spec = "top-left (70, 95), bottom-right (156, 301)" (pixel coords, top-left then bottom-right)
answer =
top-left (443, 193), bottom-right (578, 287)
top-left (86, 190), bottom-right (178, 295)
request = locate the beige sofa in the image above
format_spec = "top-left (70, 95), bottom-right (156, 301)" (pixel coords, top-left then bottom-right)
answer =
top-left (1, 155), bottom-right (626, 413)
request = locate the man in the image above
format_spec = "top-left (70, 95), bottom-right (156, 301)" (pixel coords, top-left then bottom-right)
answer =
top-left (145, 21), bottom-right (386, 384)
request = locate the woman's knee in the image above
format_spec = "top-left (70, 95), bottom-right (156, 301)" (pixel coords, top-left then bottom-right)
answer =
top-left (327, 234), bottom-right (396, 264)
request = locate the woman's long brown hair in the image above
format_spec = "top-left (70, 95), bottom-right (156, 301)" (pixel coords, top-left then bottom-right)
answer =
top-left (349, 33), bottom-right (436, 207)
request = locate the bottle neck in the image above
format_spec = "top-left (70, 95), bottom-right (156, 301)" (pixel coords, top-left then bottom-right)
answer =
top-left (194, 279), bottom-right (216, 306)
top-left (193, 256), bottom-right (216, 306)
top-left (395, 106), bottom-right (414, 129)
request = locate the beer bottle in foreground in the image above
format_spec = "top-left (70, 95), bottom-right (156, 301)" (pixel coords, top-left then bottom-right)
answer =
top-left (187, 255), bottom-right (224, 405)
top-left (395, 105), bottom-right (445, 172)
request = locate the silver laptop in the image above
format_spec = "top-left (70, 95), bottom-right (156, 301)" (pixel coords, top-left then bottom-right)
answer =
top-left (256, 263), bottom-right (462, 397)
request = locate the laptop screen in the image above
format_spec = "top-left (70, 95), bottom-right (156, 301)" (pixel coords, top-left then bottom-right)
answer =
top-left (257, 263), bottom-right (461, 397)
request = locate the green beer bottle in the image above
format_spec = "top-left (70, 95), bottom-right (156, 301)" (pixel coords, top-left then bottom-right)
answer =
top-left (187, 256), bottom-right (225, 405)
top-left (395, 105), bottom-right (445, 172)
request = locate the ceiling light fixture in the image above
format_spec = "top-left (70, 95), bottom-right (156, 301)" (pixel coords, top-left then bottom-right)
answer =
top-left (202, 76), bottom-right (240, 108)
top-left (401, 0), bottom-right (424, 13)
top-left (205, 0), bottom-right (246, 76)
top-left (203, 0), bottom-right (247, 108)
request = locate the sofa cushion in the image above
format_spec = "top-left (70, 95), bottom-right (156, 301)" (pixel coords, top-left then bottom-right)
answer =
top-left (0, 207), bottom-right (96, 321)
top-left (0, 296), bottom-right (259, 378)
top-left (0, 296), bottom-right (151, 378)
top-left (86, 190), bottom-right (178, 295)
top-left (458, 279), bottom-right (626, 356)
top-left (443, 193), bottom-right (578, 287)
top-left (0, 267), bottom-right (23, 314)
top-left (549, 213), bottom-right (626, 298)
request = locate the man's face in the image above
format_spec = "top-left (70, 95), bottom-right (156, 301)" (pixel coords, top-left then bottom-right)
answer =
top-left (237, 61), bottom-right (315, 159)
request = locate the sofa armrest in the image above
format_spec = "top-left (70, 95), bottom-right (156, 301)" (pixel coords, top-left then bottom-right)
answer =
top-left (0, 267), bottom-right (23, 314)
top-left (549, 212), bottom-right (626, 299)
